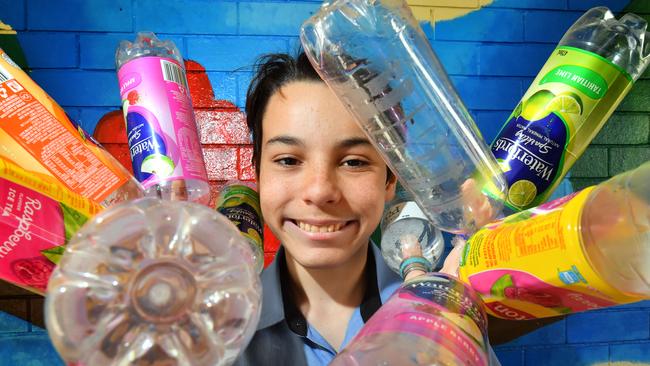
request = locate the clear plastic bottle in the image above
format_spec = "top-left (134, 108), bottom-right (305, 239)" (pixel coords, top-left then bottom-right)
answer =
top-left (216, 181), bottom-right (264, 273)
top-left (380, 183), bottom-right (444, 278)
top-left (116, 32), bottom-right (210, 205)
top-left (331, 273), bottom-right (490, 366)
top-left (459, 161), bottom-right (650, 320)
top-left (45, 198), bottom-right (261, 365)
top-left (491, 7), bottom-right (650, 212)
top-left (581, 161), bottom-right (650, 297)
top-left (300, 0), bottom-right (506, 234)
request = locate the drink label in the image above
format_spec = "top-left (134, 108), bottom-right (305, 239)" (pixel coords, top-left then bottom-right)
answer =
top-left (383, 200), bottom-right (428, 224)
top-left (118, 56), bottom-right (208, 188)
top-left (0, 157), bottom-right (102, 218)
top-left (381, 200), bottom-right (444, 270)
top-left (216, 184), bottom-right (263, 271)
top-left (0, 177), bottom-right (88, 294)
top-left (355, 274), bottom-right (489, 366)
top-left (0, 49), bottom-right (130, 203)
top-left (459, 188), bottom-right (643, 320)
top-left (492, 46), bottom-right (633, 211)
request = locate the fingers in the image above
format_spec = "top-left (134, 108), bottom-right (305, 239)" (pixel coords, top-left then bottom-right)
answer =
top-left (440, 238), bottom-right (466, 278)
top-left (461, 178), bottom-right (495, 229)
top-left (400, 234), bottom-right (423, 258)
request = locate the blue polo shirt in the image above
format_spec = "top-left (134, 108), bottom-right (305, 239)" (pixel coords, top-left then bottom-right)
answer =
top-left (234, 243), bottom-right (501, 366)
top-left (289, 245), bottom-right (401, 365)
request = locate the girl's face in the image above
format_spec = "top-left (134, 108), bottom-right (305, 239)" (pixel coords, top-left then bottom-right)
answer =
top-left (258, 81), bottom-right (396, 270)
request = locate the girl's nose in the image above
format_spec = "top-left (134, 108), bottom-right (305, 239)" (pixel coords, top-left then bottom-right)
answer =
top-left (301, 164), bottom-right (342, 206)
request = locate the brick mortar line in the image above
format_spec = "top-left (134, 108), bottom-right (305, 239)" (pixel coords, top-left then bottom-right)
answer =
top-left (501, 339), bottom-right (650, 348)
top-left (0, 295), bottom-right (42, 300)
top-left (0, 332), bottom-right (48, 338)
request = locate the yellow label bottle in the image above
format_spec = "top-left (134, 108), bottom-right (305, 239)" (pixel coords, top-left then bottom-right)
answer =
top-left (459, 161), bottom-right (650, 319)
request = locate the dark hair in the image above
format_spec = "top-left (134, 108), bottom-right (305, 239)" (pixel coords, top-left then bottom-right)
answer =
top-left (245, 52), bottom-right (394, 182)
top-left (245, 52), bottom-right (321, 176)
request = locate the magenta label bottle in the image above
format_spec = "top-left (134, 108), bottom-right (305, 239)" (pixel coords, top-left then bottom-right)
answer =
top-left (118, 56), bottom-right (208, 189)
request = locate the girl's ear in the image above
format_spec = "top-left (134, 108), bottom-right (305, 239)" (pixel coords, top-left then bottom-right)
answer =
top-left (385, 172), bottom-right (397, 203)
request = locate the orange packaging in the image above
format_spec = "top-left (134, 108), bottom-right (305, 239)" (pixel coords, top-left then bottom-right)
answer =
top-left (0, 156), bottom-right (102, 218)
top-left (0, 48), bottom-right (134, 205)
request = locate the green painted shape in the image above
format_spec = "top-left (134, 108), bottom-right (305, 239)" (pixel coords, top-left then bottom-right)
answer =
top-left (624, 0), bottom-right (650, 13)
top-left (0, 32), bottom-right (28, 70)
top-left (569, 147), bottom-right (608, 178)
top-left (593, 113), bottom-right (650, 145)
top-left (609, 147), bottom-right (650, 175)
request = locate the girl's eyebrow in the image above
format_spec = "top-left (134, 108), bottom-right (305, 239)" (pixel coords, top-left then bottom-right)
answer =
top-left (265, 135), bottom-right (305, 147)
top-left (265, 136), bottom-right (371, 148)
top-left (338, 137), bottom-right (372, 149)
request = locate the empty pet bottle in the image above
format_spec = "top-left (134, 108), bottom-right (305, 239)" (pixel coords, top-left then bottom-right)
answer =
top-left (331, 273), bottom-right (491, 366)
top-left (491, 7), bottom-right (650, 212)
top-left (116, 32), bottom-right (210, 205)
top-left (459, 161), bottom-right (650, 320)
top-left (300, 0), bottom-right (506, 234)
top-left (380, 183), bottom-right (444, 279)
top-left (45, 198), bottom-right (261, 365)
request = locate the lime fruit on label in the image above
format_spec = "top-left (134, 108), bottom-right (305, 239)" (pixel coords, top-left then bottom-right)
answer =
top-left (508, 179), bottom-right (537, 208)
top-left (546, 94), bottom-right (583, 115)
top-left (521, 90), bottom-right (555, 121)
top-left (141, 154), bottom-right (175, 177)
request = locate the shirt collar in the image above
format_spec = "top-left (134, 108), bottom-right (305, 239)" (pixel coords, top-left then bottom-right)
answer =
top-left (256, 242), bottom-right (402, 333)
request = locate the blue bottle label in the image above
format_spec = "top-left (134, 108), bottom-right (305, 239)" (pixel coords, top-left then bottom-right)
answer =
top-left (125, 108), bottom-right (173, 183)
top-left (491, 112), bottom-right (567, 210)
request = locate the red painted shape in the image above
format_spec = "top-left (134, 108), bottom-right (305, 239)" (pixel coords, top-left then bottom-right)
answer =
top-left (203, 146), bottom-right (238, 181)
top-left (195, 110), bottom-right (249, 144)
top-left (186, 60), bottom-right (238, 110)
top-left (93, 59), bottom-right (280, 268)
top-left (94, 110), bottom-right (133, 174)
top-left (239, 146), bottom-right (256, 181)
top-left (264, 225), bottom-right (281, 253)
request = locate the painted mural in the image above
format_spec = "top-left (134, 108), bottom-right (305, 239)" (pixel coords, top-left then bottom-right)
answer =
top-left (0, 0), bottom-right (649, 365)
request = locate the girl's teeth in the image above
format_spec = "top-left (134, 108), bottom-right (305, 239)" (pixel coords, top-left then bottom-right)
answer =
top-left (298, 221), bottom-right (342, 233)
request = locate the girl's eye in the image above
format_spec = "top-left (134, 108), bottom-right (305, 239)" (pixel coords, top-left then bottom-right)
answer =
top-left (274, 157), bottom-right (299, 166)
top-left (342, 159), bottom-right (368, 168)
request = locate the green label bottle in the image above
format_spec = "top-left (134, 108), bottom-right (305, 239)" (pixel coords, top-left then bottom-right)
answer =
top-left (491, 7), bottom-right (650, 212)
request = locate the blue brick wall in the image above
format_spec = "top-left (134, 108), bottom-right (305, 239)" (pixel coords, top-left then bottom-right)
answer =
top-left (2, 0), bottom-right (648, 365)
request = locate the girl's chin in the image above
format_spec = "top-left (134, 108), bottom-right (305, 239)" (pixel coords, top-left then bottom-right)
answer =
top-left (284, 245), bottom-right (368, 270)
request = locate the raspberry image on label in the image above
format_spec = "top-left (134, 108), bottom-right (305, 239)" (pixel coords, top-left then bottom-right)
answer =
top-left (127, 90), bottom-right (140, 105)
top-left (12, 256), bottom-right (55, 291)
